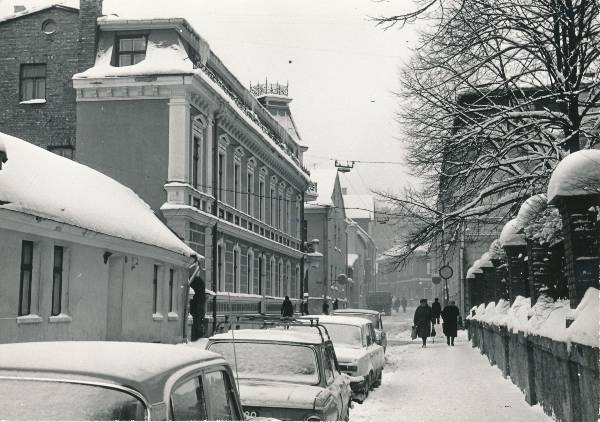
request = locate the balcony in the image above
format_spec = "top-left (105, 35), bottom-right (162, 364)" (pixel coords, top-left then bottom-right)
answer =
top-left (165, 182), bottom-right (302, 251)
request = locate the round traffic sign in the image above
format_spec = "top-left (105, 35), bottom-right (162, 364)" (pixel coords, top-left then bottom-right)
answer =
top-left (439, 265), bottom-right (453, 279)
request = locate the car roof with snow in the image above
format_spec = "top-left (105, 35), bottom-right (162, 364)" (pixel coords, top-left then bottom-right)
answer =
top-left (0, 341), bottom-right (225, 401)
top-left (209, 328), bottom-right (325, 345)
top-left (301, 315), bottom-right (372, 326)
top-left (334, 308), bottom-right (381, 315)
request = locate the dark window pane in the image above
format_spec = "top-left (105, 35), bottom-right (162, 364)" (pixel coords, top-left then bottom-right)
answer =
top-left (133, 54), bottom-right (145, 64)
top-left (22, 64), bottom-right (45, 78)
top-left (19, 270), bottom-right (31, 315)
top-left (119, 39), bottom-right (133, 51)
top-left (36, 79), bottom-right (46, 99)
top-left (118, 55), bottom-right (132, 67)
top-left (133, 38), bottom-right (146, 51)
top-left (171, 377), bottom-right (207, 421)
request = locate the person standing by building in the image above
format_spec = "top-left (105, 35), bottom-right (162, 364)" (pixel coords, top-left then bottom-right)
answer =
top-left (332, 298), bottom-right (339, 311)
top-left (400, 297), bottom-right (407, 313)
top-left (431, 298), bottom-right (442, 324)
top-left (281, 296), bottom-right (294, 318)
top-left (322, 299), bottom-right (330, 315)
top-left (442, 300), bottom-right (460, 346)
top-left (392, 296), bottom-right (400, 313)
top-left (189, 276), bottom-right (206, 341)
top-left (300, 293), bottom-right (309, 315)
top-left (413, 298), bottom-right (433, 348)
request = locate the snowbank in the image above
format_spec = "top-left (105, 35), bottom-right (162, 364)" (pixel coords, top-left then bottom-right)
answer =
top-left (499, 218), bottom-right (526, 247)
top-left (0, 133), bottom-right (196, 258)
top-left (470, 289), bottom-right (599, 348)
top-left (547, 149), bottom-right (600, 202)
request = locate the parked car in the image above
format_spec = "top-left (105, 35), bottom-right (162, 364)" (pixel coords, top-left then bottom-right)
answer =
top-left (0, 341), bottom-right (245, 421)
top-left (333, 308), bottom-right (387, 352)
top-left (300, 315), bottom-right (385, 403)
top-left (205, 327), bottom-right (352, 421)
top-left (367, 291), bottom-right (393, 316)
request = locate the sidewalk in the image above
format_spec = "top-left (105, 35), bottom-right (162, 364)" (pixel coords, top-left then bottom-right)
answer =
top-left (350, 321), bottom-right (554, 421)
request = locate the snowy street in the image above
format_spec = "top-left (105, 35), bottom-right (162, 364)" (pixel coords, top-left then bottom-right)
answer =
top-left (350, 309), bottom-right (553, 422)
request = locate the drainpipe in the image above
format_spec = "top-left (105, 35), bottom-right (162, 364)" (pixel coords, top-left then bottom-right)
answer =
top-left (211, 111), bottom-right (219, 334)
top-left (300, 191), bottom-right (306, 298)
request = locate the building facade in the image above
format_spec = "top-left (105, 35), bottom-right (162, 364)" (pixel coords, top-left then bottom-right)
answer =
top-left (0, 133), bottom-right (197, 344)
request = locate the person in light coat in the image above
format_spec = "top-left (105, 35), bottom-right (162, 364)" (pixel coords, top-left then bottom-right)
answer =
top-left (413, 298), bottom-right (433, 348)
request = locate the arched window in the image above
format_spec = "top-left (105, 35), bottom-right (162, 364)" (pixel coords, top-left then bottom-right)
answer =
top-left (217, 239), bottom-right (225, 292)
top-left (258, 254), bottom-right (265, 295)
top-left (269, 256), bottom-right (276, 296)
top-left (247, 248), bottom-right (254, 294)
top-left (233, 244), bottom-right (241, 293)
top-left (278, 259), bottom-right (284, 297)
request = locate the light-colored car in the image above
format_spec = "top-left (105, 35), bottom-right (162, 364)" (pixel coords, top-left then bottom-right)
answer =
top-left (206, 328), bottom-right (352, 421)
top-left (0, 341), bottom-right (245, 421)
top-left (300, 315), bottom-right (385, 403)
top-left (333, 309), bottom-right (387, 352)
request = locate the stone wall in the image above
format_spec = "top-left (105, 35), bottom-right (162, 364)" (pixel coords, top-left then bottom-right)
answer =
top-left (469, 320), bottom-right (599, 422)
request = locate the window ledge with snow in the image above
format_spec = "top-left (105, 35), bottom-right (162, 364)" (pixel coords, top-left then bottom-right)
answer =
top-left (19, 99), bottom-right (46, 105)
top-left (167, 312), bottom-right (179, 321)
top-left (49, 313), bottom-right (72, 323)
top-left (17, 314), bottom-right (43, 324)
top-left (152, 312), bottom-right (164, 321)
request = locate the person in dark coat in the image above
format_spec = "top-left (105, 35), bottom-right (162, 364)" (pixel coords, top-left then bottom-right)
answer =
top-left (413, 298), bottom-right (433, 347)
top-left (332, 299), bottom-right (339, 310)
top-left (392, 296), bottom-right (400, 313)
top-left (442, 300), bottom-right (460, 346)
top-left (400, 297), bottom-right (407, 313)
top-left (300, 293), bottom-right (309, 315)
top-left (189, 276), bottom-right (206, 341)
top-left (431, 298), bottom-right (442, 324)
top-left (281, 296), bottom-right (294, 317)
top-left (322, 299), bottom-right (330, 315)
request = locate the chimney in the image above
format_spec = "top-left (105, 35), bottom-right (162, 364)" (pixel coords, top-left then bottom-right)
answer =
top-left (77, 0), bottom-right (103, 72)
top-left (13, 5), bottom-right (26, 13)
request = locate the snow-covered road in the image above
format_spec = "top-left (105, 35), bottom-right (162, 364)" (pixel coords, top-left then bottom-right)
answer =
top-left (350, 309), bottom-right (554, 422)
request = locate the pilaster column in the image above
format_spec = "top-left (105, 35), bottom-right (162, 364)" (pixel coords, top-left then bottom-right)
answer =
top-left (168, 97), bottom-right (191, 183)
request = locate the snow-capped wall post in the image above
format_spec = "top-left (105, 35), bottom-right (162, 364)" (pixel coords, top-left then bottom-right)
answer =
top-left (548, 150), bottom-right (600, 314)
top-left (488, 240), bottom-right (509, 301)
top-left (500, 219), bottom-right (528, 304)
top-left (479, 253), bottom-right (495, 304)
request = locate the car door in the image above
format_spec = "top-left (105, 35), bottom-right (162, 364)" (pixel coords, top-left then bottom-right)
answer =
top-left (321, 345), bottom-right (344, 419)
top-left (367, 323), bottom-right (385, 371)
top-left (326, 344), bottom-right (351, 417)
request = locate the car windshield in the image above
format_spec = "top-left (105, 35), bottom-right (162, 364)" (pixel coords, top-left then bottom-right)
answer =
top-left (208, 342), bottom-right (319, 385)
top-left (0, 378), bottom-right (146, 420)
top-left (321, 324), bottom-right (363, 348)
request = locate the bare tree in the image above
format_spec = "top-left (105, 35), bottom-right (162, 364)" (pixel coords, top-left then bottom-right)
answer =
top-left (373, 0), bottom-right (600, 264)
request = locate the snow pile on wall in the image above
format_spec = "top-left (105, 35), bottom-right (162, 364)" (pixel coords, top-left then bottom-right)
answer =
top-left (499, 218), bottom-right (527, 246)
top-left (470, 289), bottom-right (599, 349)
top-left (522, 207), bottom-right (562, 245)
top-left (0, 133), bottom-right (196, 258)
top-left (547, 149), bottom-right (600, 202)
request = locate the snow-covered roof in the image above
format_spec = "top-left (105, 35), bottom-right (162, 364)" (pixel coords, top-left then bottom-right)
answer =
top-left (547, 149), bottom-right (600, 203)
top-left (343, 194), bottom-right (375, 220)
top-left (301, 315), bottom-right (372, 326)
top-left (516, 194), bottom-right (547, 226)
top-left (306, 168), bottom-right (339, 207)
top-left (499, 218), bottom-right (526, 247)
top-left (209, 328), bottom-right (324, 345)
top-left (0, 3), bottom-right (78, 25)
top-left (0, 133), bottom-right (196, 258)
top-left (347, 253), bottom-right (359, 267)
top-left (0, 341), bottom-right (223, 395)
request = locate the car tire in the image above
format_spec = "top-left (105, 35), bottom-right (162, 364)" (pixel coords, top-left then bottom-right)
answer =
top-left (368, 371), bottom-right (375, 391)
top-left (373, 370), bottom-right (382, 388)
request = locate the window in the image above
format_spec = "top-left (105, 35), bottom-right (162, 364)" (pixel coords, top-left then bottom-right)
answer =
top-left (217, 244), bottom-right (224, 291)
top-left (117, 36), bottom-right (147, 67)
top-left (218, 153), bottom-right (225, 202)
top-left (193, 136), bottom-right (201, 189)
top-left (286, 262), bottom-right (291, 297)
top-left (20, 64), bottom-right (46, 101)
top-left (233, 247), bottom-right (240, 293)
top-left (51, 246), bottom-right (63, 316)
top-left (48, 145), bottom-right (74, 160)
top-left (18, 241), bottom-right (33, 316)
top-left (246, 171), bottom-right (254, 216)
top-left (322, 348), bottom-right (335, 384)
top-left (168, 269), bottom-right (174, 313)
top-left (233, 162), bottom-right (240, 209)
top-left (270, 187), bottom-right (276, 226)
top-left (295, 266), bottom-right (301, 298)
top-left (171, 376), bottom-right (207, 421)
top-left (246, 250), bottom-right (254, 294)
top-left (259, 181), bottom-right (265, 221)
top-left (269, 257), bottom-right (276, 296)
top-left (278, 260), bottom-right (283, 297)
top-left (205, 371), bottom-right (238, 420)
top-left (258, 255), bottom-right (264, 295)
top-left (278, 192), bottom-right (283, 229)
top-left (152, 265), bottom-right (158, 314)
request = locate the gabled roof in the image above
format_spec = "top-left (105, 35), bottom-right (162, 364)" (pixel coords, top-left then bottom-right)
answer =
top-left (306, 168), bottom-right (339, 208)
top-left (0, 3), bottom-right (79, 25)
top-left (0, 133), bottom-right (196, 258)
top-left (343, 194), bottom-right (374, 220)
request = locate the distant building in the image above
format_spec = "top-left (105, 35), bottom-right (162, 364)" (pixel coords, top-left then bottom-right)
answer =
top-left (0, 133), bottom-right (197, 344)
top-left (377, 245), bottom-right (432, 307)
top-left (304, 168), bottom-right (348, 311)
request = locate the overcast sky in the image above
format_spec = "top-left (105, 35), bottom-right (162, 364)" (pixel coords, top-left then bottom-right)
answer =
top-left (0, 0), bottom-right (420, 196)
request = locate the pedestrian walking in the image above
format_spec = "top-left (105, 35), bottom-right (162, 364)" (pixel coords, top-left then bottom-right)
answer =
top-left (281, 295), bottom-right (294, 317)
top-left (332, 298), bottom-right (339, 310)
top-left (431, 298), bottom-right (442, 324)
top-left (322, 299), bottom-right (330, 315)
top-left (300, 293), bottom-right (309, 315)
top-left (400, 297), bottom-right (407, 313)
top-left (413, 298), bottom-right (433, 348)
top-left (392, 296), bottom-right (400, 313)
top-left (442, 300), bottom-right (460, 346)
